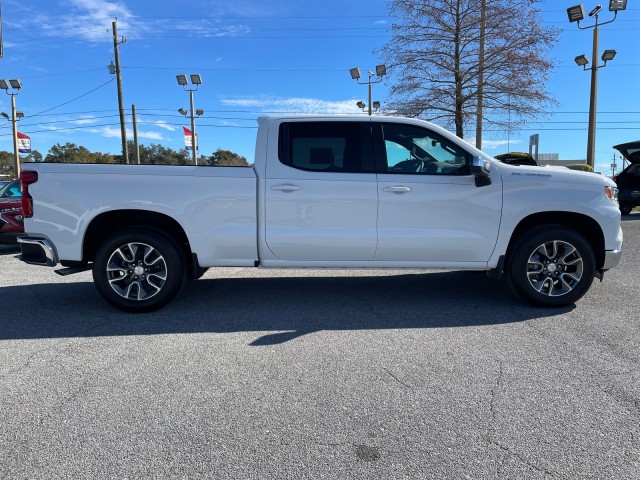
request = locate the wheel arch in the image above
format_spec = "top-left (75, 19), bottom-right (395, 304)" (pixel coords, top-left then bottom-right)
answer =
top-left (82, 209), bottom-right (199, 277)
top-left (507, 212), bottom-right (605, 269)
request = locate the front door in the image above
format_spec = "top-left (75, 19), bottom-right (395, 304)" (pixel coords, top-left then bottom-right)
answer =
top-left (374, 122), bottom-right (502, 265)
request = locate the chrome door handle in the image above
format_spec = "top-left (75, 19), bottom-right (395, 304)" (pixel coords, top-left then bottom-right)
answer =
top-left (383, 186), bottom-right (412, 193)
top-left (271, 184), bottom-right (301, 192)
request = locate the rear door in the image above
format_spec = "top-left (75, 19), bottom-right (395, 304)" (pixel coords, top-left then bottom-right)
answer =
top-left (264, 120), bottom-right (378, 261)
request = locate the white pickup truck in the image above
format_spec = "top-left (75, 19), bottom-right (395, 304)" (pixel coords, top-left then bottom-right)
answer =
top-left (18, 115), bottom-right (623, 312)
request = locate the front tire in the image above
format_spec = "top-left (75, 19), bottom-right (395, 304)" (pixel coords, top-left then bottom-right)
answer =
top-left (93, 228), bottom-right (186, 312)
top-left (620, 204), bottom-right (632, 215)
top-left (507, 226), bottom-right (596, 307)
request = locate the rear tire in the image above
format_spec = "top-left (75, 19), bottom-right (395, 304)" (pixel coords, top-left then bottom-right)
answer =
top-left (507, 226), bottom-right (595, 307)
top-left (93, 228), bottom-right (186, 312)
top-left (620, 205), bottom-right (632, 215)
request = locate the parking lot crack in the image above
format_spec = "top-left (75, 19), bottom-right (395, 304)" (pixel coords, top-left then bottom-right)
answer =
top-left (486, 362), bottom-right (561, 478)
top-left (383, 367), bottom-right (412, 389)
top-left (489, 360), bottom-right (503, 427)
top-left (492, 441), bottom-right (561, 478)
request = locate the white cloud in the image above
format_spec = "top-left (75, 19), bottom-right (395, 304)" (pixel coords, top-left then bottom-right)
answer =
top-left (70, 116), bottom-right (100, 125)
top-left (137, 130), bottom-right (165, 141)
top-left (67, 0), bottom-right (141, 40)
top-left (142, 120), bottom-right (177, 132)
top-left (221, 96), bottom-right (365, 114)
top-left (174, 19), bottom-right (251, 38)
top-left (101, 126), bottom-right (164, 140)
top-left (6, 0), bottom-right (150, 43)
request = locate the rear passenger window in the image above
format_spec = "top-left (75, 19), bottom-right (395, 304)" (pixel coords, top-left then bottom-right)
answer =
top-left (278, 122), bottom-right (374, 173)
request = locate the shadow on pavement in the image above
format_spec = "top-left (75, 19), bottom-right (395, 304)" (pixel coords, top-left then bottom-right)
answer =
top-left (0, 245), bottom-right (20, 255)
top-left (0, 271), bottom-right (571, 343)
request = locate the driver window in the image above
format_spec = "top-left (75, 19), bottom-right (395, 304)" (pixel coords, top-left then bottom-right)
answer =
top-left (381, 123), bottom-right (470, 175)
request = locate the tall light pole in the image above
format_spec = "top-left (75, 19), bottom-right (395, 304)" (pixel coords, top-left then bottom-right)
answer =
top-left (0, 78), bottom-right (23, 178)
top-left (567, 0), bottom-right (627, 169)
top-left (350, 65), bottom-right (386, 115)
top-left (475, 0), bottom-right (486, 150)
top-left (176, 74), bottom-right (202, 165)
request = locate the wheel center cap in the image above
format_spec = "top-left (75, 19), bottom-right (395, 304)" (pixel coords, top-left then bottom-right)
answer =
top-left (134, 266), bottom-right (145, 275)
top-left (547, 263), bottom-right (558, 273)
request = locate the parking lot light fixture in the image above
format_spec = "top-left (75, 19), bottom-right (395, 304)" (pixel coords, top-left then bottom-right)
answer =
top-left (575, 54), bottom-right (590, 67)
top-left (601, 49), bottom-right (617, 62)
top-left (609, 0), bottom-right (627, 11)
top-left (568, 3), bottom-right (624, 169)
top-left (0, 78), bottom-right (24, 178)
top-left (350, 64), bottom-right (386, 115)
top-left (567, 4), bottom-right (585, 22)
top-left (176, 74), bottom-right (203, 165)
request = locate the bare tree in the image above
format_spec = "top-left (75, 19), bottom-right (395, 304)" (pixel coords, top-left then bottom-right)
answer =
top-left (380, 0), bottom-right (559, 140)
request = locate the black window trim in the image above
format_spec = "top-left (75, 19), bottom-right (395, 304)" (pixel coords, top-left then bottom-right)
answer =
top-left (375, 122), bottom-right (472, 176)
top-left (278, 121), bottom-right (376, 174)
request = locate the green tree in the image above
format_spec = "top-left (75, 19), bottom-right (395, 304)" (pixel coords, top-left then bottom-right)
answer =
top-left (205, 149), bottom-right (250, 167)
top-left (45, 143), bottom-right (115, 163)
top-left (23, 150), bottom-right (43, 163)
top-left (124, 141), bottom-right (191, 165)
top-left (0, 150), bottom-right (16, 179)
top-left (0, 150), bottom-right (43, 178)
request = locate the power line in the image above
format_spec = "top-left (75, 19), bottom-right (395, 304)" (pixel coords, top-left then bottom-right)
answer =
top-left (0, 122), bottom-right (258, 138)
top-left (27, 78), bottom-right (116, 118)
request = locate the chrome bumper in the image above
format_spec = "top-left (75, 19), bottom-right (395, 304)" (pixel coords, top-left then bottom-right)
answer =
top-left (17, 236), bottom-right (58, 267)
top-left (602, 249), bottom-right (622, 271)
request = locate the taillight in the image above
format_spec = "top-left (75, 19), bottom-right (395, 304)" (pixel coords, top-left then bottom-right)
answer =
top-left (20, 170), bottom-right (38, 218)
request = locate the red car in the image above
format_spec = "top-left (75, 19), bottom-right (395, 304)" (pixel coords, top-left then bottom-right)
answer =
top-left (0, 179), bottom-right (24, 244)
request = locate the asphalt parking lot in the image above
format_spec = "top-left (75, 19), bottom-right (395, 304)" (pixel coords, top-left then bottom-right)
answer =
top-left (1, 218), bottom-right (639, 479)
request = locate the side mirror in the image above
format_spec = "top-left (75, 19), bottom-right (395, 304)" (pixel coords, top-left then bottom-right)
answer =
top-left (471, 156), bottom-right (491, 187)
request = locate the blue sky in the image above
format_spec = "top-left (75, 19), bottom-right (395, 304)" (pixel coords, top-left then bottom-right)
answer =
top-left (0, 0), bottom-right (638, 174)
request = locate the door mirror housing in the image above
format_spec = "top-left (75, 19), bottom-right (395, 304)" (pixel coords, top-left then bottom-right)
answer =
top-left (471, 156), bottom-right (491, 187)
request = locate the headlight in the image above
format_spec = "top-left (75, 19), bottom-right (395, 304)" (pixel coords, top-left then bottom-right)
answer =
top-left (604, 186), bottom-right (619, 202)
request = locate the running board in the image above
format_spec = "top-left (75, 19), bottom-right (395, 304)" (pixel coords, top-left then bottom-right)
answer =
top-left (55, 265), bottom-right (91, 276)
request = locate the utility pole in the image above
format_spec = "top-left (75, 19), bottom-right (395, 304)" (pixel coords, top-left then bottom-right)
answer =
top-left (475, 0), bottom-right (486, 150)
top-left (132, 104), bottom-right (140, 164)
top-left (111, 19), bottom-right (129, 164)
